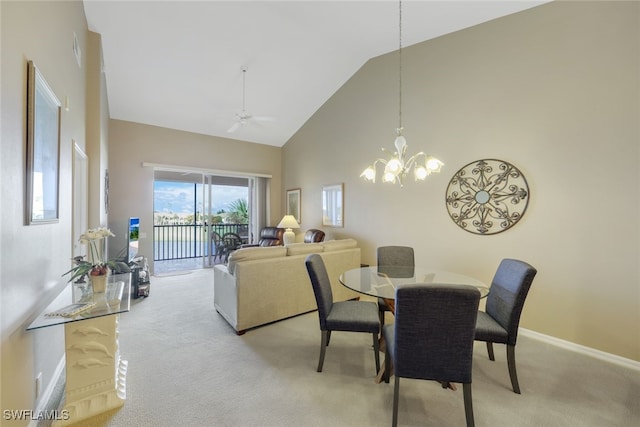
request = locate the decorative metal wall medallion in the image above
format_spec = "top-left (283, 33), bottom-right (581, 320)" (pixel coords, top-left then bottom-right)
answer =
top-left (445, 159), bottom-right (529, 235)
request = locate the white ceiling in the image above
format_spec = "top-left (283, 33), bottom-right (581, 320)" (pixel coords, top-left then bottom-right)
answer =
top-left (83, 0), bottom-right (548, 147)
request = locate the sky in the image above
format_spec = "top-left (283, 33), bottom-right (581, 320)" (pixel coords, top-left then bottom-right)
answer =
top-left (154, 181), bottom-right (247, 215)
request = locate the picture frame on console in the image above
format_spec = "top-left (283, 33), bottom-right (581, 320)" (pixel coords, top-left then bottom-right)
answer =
top-left (286, 188), bottom-right (301, 224)
top-left (26, 60), bottom-right (61, 225)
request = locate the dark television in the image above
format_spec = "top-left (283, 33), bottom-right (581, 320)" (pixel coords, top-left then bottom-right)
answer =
top-left (128, 217), bottom-right (140, 262)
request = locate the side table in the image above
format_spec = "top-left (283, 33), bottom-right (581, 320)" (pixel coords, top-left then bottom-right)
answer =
top-left (27, 274), bottom-right (131, 426)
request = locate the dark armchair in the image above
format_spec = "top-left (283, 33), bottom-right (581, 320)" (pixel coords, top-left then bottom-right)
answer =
top-left (303, 229), bottom-right (325, 243)
top-left (241, 227), bottom-right (284, 248)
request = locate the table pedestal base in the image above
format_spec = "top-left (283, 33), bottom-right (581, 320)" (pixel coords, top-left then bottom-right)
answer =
top-left (53, 314), bottom-right (127, 426)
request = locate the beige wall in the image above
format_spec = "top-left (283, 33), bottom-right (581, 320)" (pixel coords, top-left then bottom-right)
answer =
top-left (0, 0), bottom-right (96, 422)
top-left (1, 3), bottom-right (637, 421)
top-left (283, 1), bottom-right (640, 361)
top-left (86, 30), bottom-right (110, 230)
top-left (107, 120), bottom-right (282, 272)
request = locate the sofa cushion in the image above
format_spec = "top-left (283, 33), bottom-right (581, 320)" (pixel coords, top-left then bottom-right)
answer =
top-left (286, 242), bottom-right (324, 256)
top-left (228, 246), bottom-right (287, 274)
top-left (322, 238), bottom-right (358, 251)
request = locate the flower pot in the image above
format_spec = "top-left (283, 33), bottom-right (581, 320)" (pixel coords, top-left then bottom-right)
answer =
top-left (91, 274), bottom-right (108, 294)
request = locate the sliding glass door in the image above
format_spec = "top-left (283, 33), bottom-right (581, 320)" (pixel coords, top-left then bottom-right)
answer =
top-left (153, 168), bottom-right (269, 273)
top-left (201, 175), bottom-right (250, 268)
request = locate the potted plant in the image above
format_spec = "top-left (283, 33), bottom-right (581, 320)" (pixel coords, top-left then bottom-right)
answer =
top-left (63, 227), bottom-right (123, 293)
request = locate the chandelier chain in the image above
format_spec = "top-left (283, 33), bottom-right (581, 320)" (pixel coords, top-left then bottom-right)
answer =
top-left (398, 0), bottom-right (403, 133)
top-left (241, 67), bottom-right (247, 112)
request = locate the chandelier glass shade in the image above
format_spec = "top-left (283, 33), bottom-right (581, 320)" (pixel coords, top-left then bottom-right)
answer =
top-left (360, 0), bottom-right (443, 187)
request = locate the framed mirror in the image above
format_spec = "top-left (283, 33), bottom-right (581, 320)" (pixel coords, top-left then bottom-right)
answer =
top-left (26, 60), bottom-right (61, 224)
top-left (322, 183), bottom-right (343, 227)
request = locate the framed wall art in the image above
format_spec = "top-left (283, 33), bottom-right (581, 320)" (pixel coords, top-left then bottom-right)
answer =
top-left (286, 188), bottom-right (301, 224)
top-left (322, 183), bottom-right (343, 228)
top-left (445, 159), bottom-right (529, 235)
top-left (26, 60), bottom-right (61, 224)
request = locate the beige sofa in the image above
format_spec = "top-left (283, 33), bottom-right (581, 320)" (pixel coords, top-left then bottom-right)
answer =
top-left (213, 239), bottom-right (361, 334)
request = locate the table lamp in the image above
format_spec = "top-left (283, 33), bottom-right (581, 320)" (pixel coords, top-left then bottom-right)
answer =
top-left (278, 215), bottom-right (300, 245)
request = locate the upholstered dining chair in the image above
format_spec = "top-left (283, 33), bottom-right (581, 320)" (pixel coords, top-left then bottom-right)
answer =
top-left (474, 258), bottom-right (537, 394)
top-left (303, 228), bottom-right (325, 243)
top-left (383, 284), bottom-right (481, 427)
top-left (376, 246), bottom-right (415, 325)
top-left (304, 254), bottom-right (380, 375)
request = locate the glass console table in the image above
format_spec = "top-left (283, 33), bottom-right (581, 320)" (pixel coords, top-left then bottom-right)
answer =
top-left (27, 274), bottom-right (131, 426)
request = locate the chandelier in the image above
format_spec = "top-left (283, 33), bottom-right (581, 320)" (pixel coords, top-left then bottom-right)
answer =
top-left (360, 0), bottom-right (443, 187)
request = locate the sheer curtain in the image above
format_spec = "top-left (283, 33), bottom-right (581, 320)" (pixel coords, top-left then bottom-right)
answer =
top-left (248, 177), bottom-right (271, 245)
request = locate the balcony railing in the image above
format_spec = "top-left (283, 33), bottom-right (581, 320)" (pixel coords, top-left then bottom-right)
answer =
top-left (154, 223), bottom-right (249, 261)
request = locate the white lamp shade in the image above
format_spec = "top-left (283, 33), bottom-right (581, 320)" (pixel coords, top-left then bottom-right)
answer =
top-left (278, 215), bottom-right (300, 230)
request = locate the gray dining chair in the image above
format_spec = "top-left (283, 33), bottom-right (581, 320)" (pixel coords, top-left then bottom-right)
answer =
top-left (383, 283), bottom-right (481, 427)
top-left (474, 258), bottom-right (537, 394)
top-left (305, 254), bottom-right (380, 375)
top-left (376, 246), bottom-right (415, 325)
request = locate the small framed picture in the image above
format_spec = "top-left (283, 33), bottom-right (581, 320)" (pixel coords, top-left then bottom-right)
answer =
top-left (286, 188), bottom-right (301, 224)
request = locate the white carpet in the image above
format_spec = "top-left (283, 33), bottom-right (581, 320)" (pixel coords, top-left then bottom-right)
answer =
top-left (62, 268), bottom-right (639, 426)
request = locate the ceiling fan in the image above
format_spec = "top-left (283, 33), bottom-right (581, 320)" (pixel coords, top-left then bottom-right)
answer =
top-left (227, 67), bottom-right (274, 133)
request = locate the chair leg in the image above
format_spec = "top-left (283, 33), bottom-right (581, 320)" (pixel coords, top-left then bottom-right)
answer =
top-left (317, 330), bottom-right (329, 372)
top-left (507, 344), bottom-right (521, 394)
top-left (384, 342), bottom-right (391, 384)
top-left (463, 383), bottom-right (475, 427)
top-left (326, 330), bottom-right (332, 346)
top-left (372, 333), bottom-right (380, 374)
top-left (392, 376), bottom-right (400, 427)
top-left (486, 341), bottom-right (495, 361)
top-left (379, 309), bottom-right (385, 327)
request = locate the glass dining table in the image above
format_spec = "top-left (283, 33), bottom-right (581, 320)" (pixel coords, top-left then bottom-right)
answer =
top-left (340, 265), bottom-right (489, 312)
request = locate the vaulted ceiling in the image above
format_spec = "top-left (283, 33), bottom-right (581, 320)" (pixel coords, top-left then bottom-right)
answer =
top-left (83, 1), bottom-right (549, 147)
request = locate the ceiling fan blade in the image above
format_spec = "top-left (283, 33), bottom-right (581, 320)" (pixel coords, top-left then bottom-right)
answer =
top-left (252, 115), bottom-right (275, 123)
top-left (227, 122), bottom-right (241, 133)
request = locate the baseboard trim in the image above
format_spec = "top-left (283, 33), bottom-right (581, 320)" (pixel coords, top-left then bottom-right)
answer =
top-left (520, 328), bottom-right (640, 372)
top-left (29, 355), bottom-right (66, 427)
